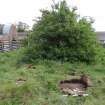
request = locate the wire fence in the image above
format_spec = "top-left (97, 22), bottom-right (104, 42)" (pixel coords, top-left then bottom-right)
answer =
top-left (0, 40), bottom-right (22, 52)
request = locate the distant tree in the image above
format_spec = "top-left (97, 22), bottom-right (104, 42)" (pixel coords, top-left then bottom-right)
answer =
top-left (23, 0), bottom-right (100, 63)
top-left (17, 22), bottom-right (29, 32)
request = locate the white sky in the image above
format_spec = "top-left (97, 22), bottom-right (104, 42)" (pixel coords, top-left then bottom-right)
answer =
top-left (0, 0), bottom-right (104, 31)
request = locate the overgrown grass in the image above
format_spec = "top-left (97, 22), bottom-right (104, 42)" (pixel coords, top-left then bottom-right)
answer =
top-left (0, 50), bottom-right (105, 105)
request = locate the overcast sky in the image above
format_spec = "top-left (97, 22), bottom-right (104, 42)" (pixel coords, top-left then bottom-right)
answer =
top-left (0, 0), bottom-right (104, 31)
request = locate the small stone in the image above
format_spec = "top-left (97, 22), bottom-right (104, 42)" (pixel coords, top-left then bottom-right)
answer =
top-left (83, 94), bottom-right (89, 97)
top-left (62, 95), bottom-right (68, 97)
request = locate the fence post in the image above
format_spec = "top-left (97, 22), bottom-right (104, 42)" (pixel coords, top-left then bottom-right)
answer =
top-left (2, 42), bottom-right (4, 52)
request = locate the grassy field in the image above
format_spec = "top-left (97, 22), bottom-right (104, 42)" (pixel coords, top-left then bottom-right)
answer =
top-left (0, 50), bottom-right (105, 105)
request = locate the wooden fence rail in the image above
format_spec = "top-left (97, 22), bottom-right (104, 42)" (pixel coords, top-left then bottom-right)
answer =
top-left (0, 40), bottom-right (22, 52)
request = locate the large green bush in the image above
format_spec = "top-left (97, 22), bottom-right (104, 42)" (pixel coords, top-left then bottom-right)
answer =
top-left (24, 0), bottom-right (100, 63)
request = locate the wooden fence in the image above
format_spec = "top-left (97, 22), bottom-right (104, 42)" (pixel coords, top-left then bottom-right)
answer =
top-left (0, 40), bottom-right (22, 52)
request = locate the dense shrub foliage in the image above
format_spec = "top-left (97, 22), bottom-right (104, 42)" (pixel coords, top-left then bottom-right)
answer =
top-left (24, 1), bottom-right (100, 63)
